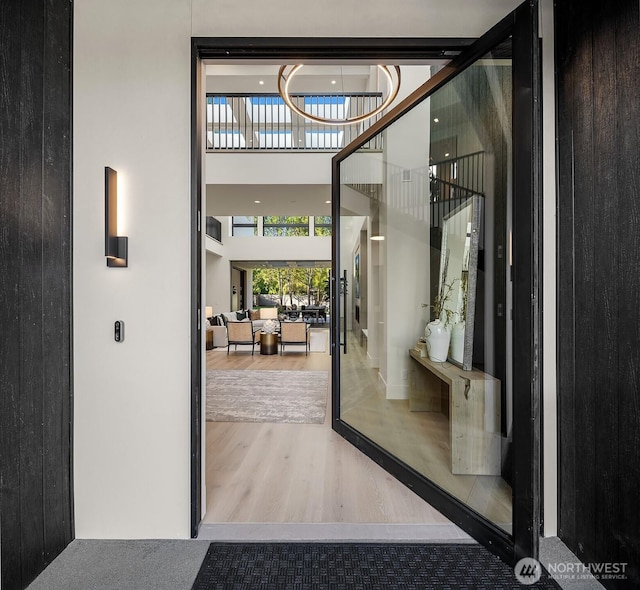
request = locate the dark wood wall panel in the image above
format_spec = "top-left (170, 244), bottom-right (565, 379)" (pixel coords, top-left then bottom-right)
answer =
top-left (0, 1), bottom-right (74, 589)
top-left (556, 1), bottom-right (640, 587)
top-left (615, 2), bottom-right (640, 582)
top-left (0, 2), bottom-right (24, 585)
top-left (42, 0), bottom-right (74, 564)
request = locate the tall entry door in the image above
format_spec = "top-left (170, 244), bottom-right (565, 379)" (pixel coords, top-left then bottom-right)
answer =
top-left (330, 1), bottom-right (540, 564)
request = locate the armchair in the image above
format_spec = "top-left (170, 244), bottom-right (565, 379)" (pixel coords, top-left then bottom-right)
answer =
top-left (226, 321), bottom-right (258, 355)
top-left (279, 321), bottom-right (310, 355)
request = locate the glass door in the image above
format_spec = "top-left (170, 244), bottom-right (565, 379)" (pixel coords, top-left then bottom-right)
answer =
top-left (330, 1), bottom-right (540, 564)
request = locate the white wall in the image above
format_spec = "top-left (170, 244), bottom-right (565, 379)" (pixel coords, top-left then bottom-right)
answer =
top-left (73, 0), bottom-right (538, 540)
top-left (207, 153), bottom-right (332, 185)
top-left (191, 0), bottom-right (521, 38)
top-left (74, 0), bottom-right (192, 538)
top-left (381, 81), bottom-right (432, 400)
top-left (206, 252), bottom-right (230, 314)
top-left (222, 234), bottom-right (330, 263)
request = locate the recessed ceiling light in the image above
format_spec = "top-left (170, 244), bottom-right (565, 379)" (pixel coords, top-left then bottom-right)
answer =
top-left (433, 118), bottom-right (439, 123)
top-left (325, 200), bottom-right (331, 204)
top-left (259, 80), bottom-right (264, 85)
top-left (370, 235), bottom-right (385, 241)
top-left (254, 200), bottom-right (261, 203)
top-left (444, 152), bottom-right (450, 157)
top-left (331, 80), bottom-right (337, 85)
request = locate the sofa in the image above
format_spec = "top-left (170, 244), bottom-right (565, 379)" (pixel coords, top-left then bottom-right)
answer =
top-left (207, 307), bottom-right (278, 348)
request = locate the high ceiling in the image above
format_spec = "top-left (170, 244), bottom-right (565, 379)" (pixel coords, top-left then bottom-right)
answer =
top-left (205, 64), bottom-right (435, 217)
top-left (204, 65), bottom-right (437, 269)
top-left (206, 185), bottom-right (331, 217)
top-left (206, 64), bottom-right (378, 95)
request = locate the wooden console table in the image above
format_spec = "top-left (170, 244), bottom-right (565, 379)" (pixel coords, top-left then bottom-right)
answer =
top-left (408, 349), bottom-right (501, 476)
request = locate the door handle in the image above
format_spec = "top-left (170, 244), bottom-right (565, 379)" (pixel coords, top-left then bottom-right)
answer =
top-left (329, 270), bottom-right (348, 354)
top-left (341, 269), bottom-right (348, 353)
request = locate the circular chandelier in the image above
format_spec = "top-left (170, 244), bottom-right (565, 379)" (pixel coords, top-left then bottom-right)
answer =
top-left (277, 64), bottom-right (401, 126)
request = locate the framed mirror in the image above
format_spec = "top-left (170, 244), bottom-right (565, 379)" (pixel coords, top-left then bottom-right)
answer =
top-left (437, 195), bottom-right (482, 370)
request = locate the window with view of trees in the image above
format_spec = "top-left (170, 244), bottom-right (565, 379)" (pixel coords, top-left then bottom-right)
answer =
top-left (252, 266), bottom-right (329, 307)
top-left (263, 216), bottom-right (309, 237)
top-left (232, 216), bottom-right (258, 236)
top-left (314, 216), bottom-right (331, 236)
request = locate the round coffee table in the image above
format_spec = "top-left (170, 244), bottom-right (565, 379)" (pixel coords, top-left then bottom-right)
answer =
top-left (260, 332), bottom-right (278, 355)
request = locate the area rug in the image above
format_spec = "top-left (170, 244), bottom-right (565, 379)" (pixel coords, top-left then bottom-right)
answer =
top-left (206, 370), bottom-right (328, 423)
top-left (191, 543), bottom-right (561, 589)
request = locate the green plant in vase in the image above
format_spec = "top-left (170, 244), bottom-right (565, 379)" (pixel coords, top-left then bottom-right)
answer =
top-left (422, 277), bottom-right (459, 327)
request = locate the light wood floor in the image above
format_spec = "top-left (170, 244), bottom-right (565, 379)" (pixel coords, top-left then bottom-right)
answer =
top-left (204, 329), bottom-right (451, 526)
top-left (204, 327), bottom-right (510, 532)
top-left (339, 333), bottom-right (512, 531)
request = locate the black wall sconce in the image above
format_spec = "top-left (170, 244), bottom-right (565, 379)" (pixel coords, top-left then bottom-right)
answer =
top-left (105, 166), bottom-right (128, 267)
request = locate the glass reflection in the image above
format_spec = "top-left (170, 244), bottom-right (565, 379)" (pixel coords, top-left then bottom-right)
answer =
top-left (338, 42), bottom-right (513, 532)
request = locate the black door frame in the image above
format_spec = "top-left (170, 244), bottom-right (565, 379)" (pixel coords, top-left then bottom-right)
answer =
top-left (330, 1), bottom-right (541, 565)
top-left (189, 10), bottom-right (541, 563)
top-left (189, 36), bottom-right (476, 539)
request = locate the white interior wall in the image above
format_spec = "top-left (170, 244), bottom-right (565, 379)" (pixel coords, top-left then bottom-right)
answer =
top-left (74, 0), bottom-right (192, 538)
top-left (382, 74), bottom-right (431, 400)
top-left (220, 228), bottom-right (330, 262)
top-left (206, 153), bottom-right (332, 185)
top-left (206, 252), bottom-right (230, 314)
top-left (73, 0), bottom-right (549, 541)
top-left (191, 0), bottom-right (521, 38)
top-left (204, 235), bottom-right (223, 257)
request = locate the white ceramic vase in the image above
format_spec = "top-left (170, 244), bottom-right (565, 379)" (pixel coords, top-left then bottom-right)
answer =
top-left (425, 319), bottom-right (451, 362)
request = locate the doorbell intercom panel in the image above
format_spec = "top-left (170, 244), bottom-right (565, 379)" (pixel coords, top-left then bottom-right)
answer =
top-left (114, 320), bottom-right (125, 342)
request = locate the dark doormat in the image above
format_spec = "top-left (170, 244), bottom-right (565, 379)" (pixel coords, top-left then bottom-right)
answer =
top-left (191, 543), bottom-right (560, 589)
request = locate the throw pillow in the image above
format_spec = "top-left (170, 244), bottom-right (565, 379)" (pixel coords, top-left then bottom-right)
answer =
top-left (250, 309), bottom-right (259, 320)
top-left (236, 310), bottom-right (247, 321)
top-left (220, 314), bottom-right (228, 326)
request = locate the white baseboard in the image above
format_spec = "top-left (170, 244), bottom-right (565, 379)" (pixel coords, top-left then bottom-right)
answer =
top-left (385, 383), bottom-right (409, 400)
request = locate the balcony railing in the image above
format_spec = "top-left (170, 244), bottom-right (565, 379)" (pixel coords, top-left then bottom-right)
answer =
top-left (430, 151), bottom-right (484, 202)
top-left (206, 94), bottom-right (384, 152)
top-left (429, 151), bottom-right (485, 238)
top-left (206, 216), bottom-right (222, 243)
